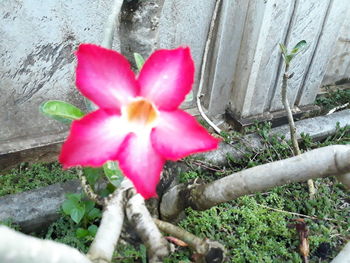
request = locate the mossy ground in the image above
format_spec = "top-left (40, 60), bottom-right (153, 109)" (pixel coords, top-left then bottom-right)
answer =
top-left (0, 162), bottom-right (77, 197)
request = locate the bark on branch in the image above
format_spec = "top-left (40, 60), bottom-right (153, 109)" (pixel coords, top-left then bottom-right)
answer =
top-left (126, 193), bottom-right (169, 262)
top-left (87, 179), bottom-right (133, 263)
top-left (0, 226), bottom-right (91, 263)
top-left (154, 219), bottom-right (226, 263)
top-left (160, 145), bottom-right (350, 220)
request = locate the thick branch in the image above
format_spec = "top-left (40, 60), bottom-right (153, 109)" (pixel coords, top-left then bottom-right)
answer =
top-left (87, 180), bottom-right (133, 263)
top-left (0, 226), bottom-right (91, 263)
top-left (154, 219), bottom-right (225, 263)
top-left (126, 194), bottom-right (169, 262)
top-left (160, 145), bottom-right (350, 220)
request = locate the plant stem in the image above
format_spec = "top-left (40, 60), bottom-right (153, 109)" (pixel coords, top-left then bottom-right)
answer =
top-left (77, 168), bottom-right (105, 206)
top-left (281, 64), bottom-right (316, 197)
top-left (101, 0), bottom-right (124, 49)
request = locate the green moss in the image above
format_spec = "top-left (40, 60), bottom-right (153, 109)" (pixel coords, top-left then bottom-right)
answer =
top-left (316, 87), bottom-right (350, 113)
top-left (171, 123), bottom-right (350, 262)
top-left (0, 162), bottom-right (77, 197)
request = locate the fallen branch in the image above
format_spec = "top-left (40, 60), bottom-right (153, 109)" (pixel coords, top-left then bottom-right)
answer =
top-left (154, 219), bottom-right (225, 263)
top-left (126, 193), bottom-right (169, 262)
top-left (0, 226), bottom-right (91, 263)
top-left (160, 145), bottom-right (350, 220)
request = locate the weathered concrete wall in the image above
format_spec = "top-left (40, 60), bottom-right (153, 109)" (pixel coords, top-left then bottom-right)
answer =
top-left (322, 8), bottom-right (350, 85)
top-left (0, 0), bottom-right (114, 154)
top-left (0, 0), bottom-right (215, 156)
top-left (1, 0), bottom-right (349, 158)
top-left (206, 0), bottom-right (350, 120)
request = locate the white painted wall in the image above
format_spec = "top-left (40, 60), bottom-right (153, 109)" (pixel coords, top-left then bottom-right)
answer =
top-left (205, 0), bottom-right (350, 120)
top-left (322, 8), bottom-right (350, 85)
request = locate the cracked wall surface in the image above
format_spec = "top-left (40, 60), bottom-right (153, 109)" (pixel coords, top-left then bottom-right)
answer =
top-left (0, 0), bottom-right (116, 154)
top-left (0, 0), bottom-right (215, 155)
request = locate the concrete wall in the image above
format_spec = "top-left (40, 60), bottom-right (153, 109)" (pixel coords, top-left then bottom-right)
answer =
top-left (0, 0), bottom-right (215, 156)
top-left (1, 0), bottom-right (349, 157)
top-left (205, 0), bottom-right (350, 121)
top-left (322, 8), bottom-right (350, 85)
top-left (0, 0), bottom-right (113, 154)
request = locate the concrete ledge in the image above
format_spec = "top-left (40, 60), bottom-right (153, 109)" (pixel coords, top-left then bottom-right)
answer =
top-left (0, 180), bottom-right (81, 233)
top-left (197, 109), bottom-right (350, 165)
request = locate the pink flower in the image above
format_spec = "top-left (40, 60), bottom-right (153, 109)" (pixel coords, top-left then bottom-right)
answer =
top-left (59, 44), bottom-right (219, 199)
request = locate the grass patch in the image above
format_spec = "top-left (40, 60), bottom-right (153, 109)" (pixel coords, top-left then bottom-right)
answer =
top-left (0, 162), bottom-right (77, 197)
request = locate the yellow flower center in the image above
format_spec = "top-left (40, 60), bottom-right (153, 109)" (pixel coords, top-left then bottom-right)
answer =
top-left (125, 98), bottom-right (158, 127)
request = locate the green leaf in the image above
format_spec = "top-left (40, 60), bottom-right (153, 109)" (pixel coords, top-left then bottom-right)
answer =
top-left (279, 43), bottom-right (287, 55)
top-left (291, 40), bottom-right (307, 54)
top-left (88, 224), bottom-right (98, 236)
top-left (76, 228), bottom-right (89, 238)
top-left (140, 244), bottom-right (147, 263)
top-left (285, 54), bottom-right (294, 65)
top-left (62, 199), bottom-right (77, 215)
top-left (66, 193), bottom-right (82, 203)
top-left (87, 207), bottom-right (102, 220)
top-left (40, 100), bottom-right (84, 124)
top-left (134, 52), bottom-right (145, 72)
top-left (84, 167), bottom-right (104, 188)
top-left (103, 161), bottom-right (124, 187)
top-left (70, 206), bottom-right (85, 224)
top-left (83, 200), bottom-right (95, 213)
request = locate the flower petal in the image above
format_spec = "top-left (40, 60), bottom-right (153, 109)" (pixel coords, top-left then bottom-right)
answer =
top-left (151, 110), bottom-right (220, 160)
top-left (117, 133), bottom-right (165, 199)
top-left (59, 109), bottom-right (130, 168)
top-left (76, 44), bottom-right (139, 110)
top-left (138, 47), bottom-right (194, 110)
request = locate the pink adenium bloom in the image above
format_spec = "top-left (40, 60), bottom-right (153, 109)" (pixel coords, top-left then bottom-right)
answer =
top-left (59, 44), bottom-right (219, 199)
